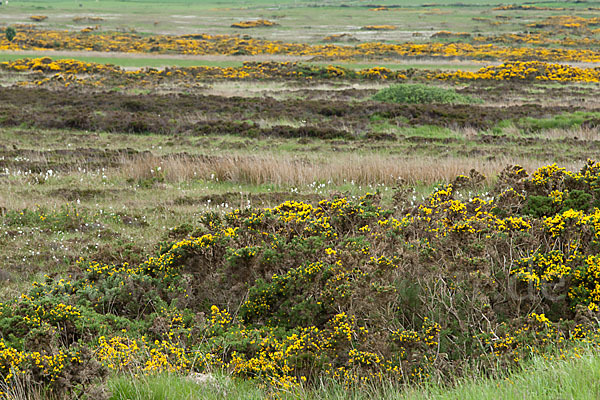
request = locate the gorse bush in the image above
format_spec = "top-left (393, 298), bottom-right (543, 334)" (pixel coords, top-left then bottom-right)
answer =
top-left (373, 83), bottom-right (481, 104)
top-left (5, 161), bottom-right (600, 397)
top-left (3, 29), bottom-right (600, 65)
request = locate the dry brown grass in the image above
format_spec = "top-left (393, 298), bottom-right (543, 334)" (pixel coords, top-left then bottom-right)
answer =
top-left (492, 123), bottom-right (600, 140)
top-left (0, 374), bottom-right (45, 400)
top-left (115, 153), bottom-right (583, 187)
top-left (538, 126), bottom-right (600, 140)
top-left (0, 180), bottom-right (38, 210)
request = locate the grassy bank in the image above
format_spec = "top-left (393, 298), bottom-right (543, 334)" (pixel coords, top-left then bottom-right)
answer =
top-left (105, 349), bottom-right (600, 399)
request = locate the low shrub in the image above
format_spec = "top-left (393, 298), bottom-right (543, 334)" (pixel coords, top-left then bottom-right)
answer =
top-left (29, 15), bottom-right (48, 22)
top-left (373, 83), bottom-right (481, 104)
top-left (5, 27), bottom-right (16, 42)
top-left (4, 161), bottom-right (600, 396)
top-left (231, 19), bottom-right (278, 29)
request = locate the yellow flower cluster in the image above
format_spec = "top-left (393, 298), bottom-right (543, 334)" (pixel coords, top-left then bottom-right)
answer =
top-left (361, 25), bottom-right (397, 30)
top-left (0, 58), bottom-right (409, 88)
top-left (406, 184), bottom-right (533, 240)
top-left (141, 233), bottom-right (215, 276)
top-left (210, 305), bottom-right (232, 327)
top-left (0, 57), bottom-right (120, 74)
top-left (97, 336), bottom-right (140, 371)
top-left (531, 163), bottom-right (566, 186)
top-left (511, 227), bottom-right (600, 311)
top-left (528, 15), bottom-right (600, 29)
top-left (3, 27), bottom-right (600, 62)
top-left (434, 61), bottom-right (600, 83)
top-left (0, 339), bottom-right (70, 384)
top-left (358, 66), bottom-right (407, 80)
top-left (89, 305), bottom-right (420, 389)
top-left (145, 340), bottom-right (191, 372)
top-left (85, 260), bottom-right (139, 278)
top-left (231, 19), bottom-right (278, 29)
top-left (543, 208), bottom-right (600, 238)
top-left (512, 250), bottom-right (572, 287)
top-left (482, 314), bottom-right (547, 359)
top-left (472, 32), bottom-right (600, 48)
top-left (4, 57), bottom-right (600, 90)
top-left (16, 295), bottom-right (81, 331)
top-left (96, 335), bottom-right (191, 373)
top-left (431, 31), bottom-right (471, 38)
top-left (493, 5), bottom-right (566, 10)
top-left (575, 256), bottom-right (600, 312)
top-left (224, 310), bottom-right (410, 388)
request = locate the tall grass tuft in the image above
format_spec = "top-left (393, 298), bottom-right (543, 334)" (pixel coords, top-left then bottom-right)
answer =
top-left (117, 153), bottom-right (582, 186)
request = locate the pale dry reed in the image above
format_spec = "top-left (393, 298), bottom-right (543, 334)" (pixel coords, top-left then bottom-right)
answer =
top-left (115, 153), bottom-right (584, 186)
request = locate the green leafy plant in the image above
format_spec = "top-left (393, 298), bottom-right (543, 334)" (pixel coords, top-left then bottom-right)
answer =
top-left (5, 27), bottom-right (16, 42)
top-left (373, 83), bottom-right (481, 104)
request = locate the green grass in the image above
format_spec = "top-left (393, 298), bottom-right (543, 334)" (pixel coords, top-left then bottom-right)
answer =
top-left (4, 0), bottom-right (592, 46)
top-left (369, 122), bottom-right (462, 140)
top-left (106, 349), bottom-right (600, 400)
top-left (107, 373), bottom-right (264, 400)
top-left (7, 0), bottom-right (593, 8)
top-left (489, 111), bottom-right (600, 136)
top-left (403, 351), bottom-right (600, 400)
top-left (0, 53), bottom-right (482, 71)
top-left (0, 53), bottom-right (244, 69)
top-left (516, 111), bottom-right (600, 133)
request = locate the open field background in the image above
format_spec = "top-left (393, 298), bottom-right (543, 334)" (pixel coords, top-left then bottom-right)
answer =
top-left (4, 0), bottom-right (600, 66)
top-left (2, 1), bottom-right (600, 399)
top-left (2, 0), bottom-right (600, 43)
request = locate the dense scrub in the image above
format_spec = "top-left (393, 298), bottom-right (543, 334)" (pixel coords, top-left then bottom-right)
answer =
top-left (4, 162), bottom-right (600, 397)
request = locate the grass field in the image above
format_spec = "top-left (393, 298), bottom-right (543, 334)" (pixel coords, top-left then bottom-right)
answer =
top-left (3, 0), bottom-right (600, 44)
top-left (0, 52), bottom-right (248, 68)
top-left (3, 1), bottom-right (600, 399)
top-left (0, 53), bottom-right (488, 70)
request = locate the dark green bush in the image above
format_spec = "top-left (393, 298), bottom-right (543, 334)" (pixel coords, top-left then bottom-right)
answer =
top-left (524, 195), bottom-right (555, 217)
top-left (5, 27), bottom-right (16, 42)
top-left (372, 83), bottom-right (481, 104)
top-left (561, 189), bottom-right (594, 212)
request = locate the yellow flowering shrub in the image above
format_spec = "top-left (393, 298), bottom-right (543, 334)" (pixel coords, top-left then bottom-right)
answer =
top-left (4, 26), bottom-right (600, 63)
top-left (29, 15), bottom-right (48, 22)
top-left (434, 61), bottom-right (600, 83)
top-left (4, 162), bottom-right (600, 395)
top-left (361, 25), bottom-right (397, 30)
top-left (231, 19), bottom-right (278, 29)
